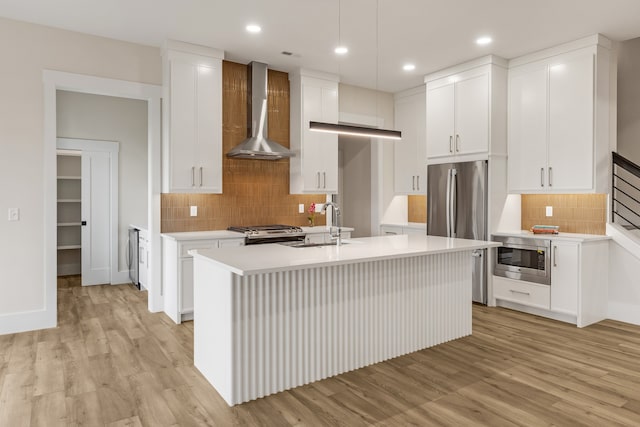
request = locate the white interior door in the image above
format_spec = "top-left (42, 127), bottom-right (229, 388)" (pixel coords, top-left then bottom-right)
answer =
top-left (81, 150), bottom-right (111, 285)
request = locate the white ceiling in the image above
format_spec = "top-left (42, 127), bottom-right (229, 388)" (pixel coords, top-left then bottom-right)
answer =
top-left (1, 0), bottom-right (640, 93)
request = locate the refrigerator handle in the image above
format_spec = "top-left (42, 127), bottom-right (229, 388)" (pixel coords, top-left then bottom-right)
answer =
top-left (451, 169), bottom-right (457, 237)
top-left (446, 168), bottom-right (452, 237)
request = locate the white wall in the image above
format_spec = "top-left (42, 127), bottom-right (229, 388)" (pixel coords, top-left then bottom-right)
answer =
top-left (56, 91), bottom-right (148, 274)
top-left (608, 240), bottom-right (640, 325)
top-left (617, 37), bottom-right (640, 163)
top-left (0, 17), bottom-right (160, 334)
top-left (606, 37), bottom-right (640, 326)
top-left (338, 84), bottom-right (407, 228)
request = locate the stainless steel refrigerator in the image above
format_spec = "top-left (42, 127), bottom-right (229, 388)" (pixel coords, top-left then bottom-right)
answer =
top-left (427, 160), bottom-right (488, 304)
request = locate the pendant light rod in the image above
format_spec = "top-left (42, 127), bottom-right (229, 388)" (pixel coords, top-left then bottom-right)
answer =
top-left (311, 0), bottom-right (402, 141)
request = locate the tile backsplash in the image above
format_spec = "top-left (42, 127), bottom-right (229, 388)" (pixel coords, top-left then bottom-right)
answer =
top-left (521, 194), bottom-right (607, 235)
top-left (408, 195), bottom-right (426, 223)
top-left (161, 61), bottom-right (326, 233)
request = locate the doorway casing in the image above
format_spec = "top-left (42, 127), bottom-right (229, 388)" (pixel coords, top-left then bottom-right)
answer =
top-left (44, 70), bottom-right (163, 329)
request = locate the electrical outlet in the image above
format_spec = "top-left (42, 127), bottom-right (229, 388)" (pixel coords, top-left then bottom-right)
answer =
top-left (298, 204), bottom-right (304, 214)
top-left (8, 208), bottom-right (19, 221)
top-left (190, 206), bottom-right (198, 217)
top-left (545, 206), bottom-right (553, 217)
top-left (316, 203), bottom-right (325, 213)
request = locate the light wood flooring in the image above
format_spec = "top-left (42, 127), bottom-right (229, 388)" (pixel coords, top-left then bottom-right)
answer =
top-left (1, 276), bottom-right (640, 426)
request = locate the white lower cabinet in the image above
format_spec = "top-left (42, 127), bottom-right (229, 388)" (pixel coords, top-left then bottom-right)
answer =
top-left (493, 237), bottom-right (608, 327)
top-left (380, 224), bottom-right (426, 235)
top-left (163, 236), bottom-right (244, 324)
top-left (138, 231), bottom-right (148, 289)
top-left (493, 277), bottom-right (550, 310)
top-left (550, 241), bottom-right (579, 315)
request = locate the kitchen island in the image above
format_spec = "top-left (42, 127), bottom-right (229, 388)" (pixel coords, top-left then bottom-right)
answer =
top-left (191, 234), bottom-right (500, 405)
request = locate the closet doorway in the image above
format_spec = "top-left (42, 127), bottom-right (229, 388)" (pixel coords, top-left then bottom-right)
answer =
top-left (56, 138), bottom-right (118, 286)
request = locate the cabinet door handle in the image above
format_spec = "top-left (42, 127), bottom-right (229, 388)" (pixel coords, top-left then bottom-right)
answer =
top-left (191, 166), bottom-right (195, 187)
top-left (323, 172), bottom-right (326, 189)
top-left (540, 168), bottom-right (544, 187)
top-left (199, 167), bottom-right (203, 187)
top-left (417, 175), bottom-right (420, 191)
top-left (553, 245), bottom-right (558, 267)
top-left (455, 134), bottom-right (460, 152)
top-left (449, 136), bottom-right (453, 153)
top-left (317, 172), bottom-right (321, 188)
top-left (412, 176), bottom-right (416, 191)
top-left (548, 167), bottom-right (553, 187)
top-left (510, 290), bottom-right (531, 296)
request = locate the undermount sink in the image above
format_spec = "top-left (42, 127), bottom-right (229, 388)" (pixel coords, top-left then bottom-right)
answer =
top-left (279, 241), bottom-right (350, 248)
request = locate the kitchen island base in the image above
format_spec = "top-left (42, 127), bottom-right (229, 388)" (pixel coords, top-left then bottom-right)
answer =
top-left (194, 250), bottom-right (473, 406)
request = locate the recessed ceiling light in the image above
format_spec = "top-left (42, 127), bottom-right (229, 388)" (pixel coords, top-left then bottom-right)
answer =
top-left (476, 36), bottom-right (492, 46)
top-left (403, 64), bottom-right (416, 71)
top-left (246, 24), bottom-right (262, 34)
top-left (334, 46), bottom-right (348, 55)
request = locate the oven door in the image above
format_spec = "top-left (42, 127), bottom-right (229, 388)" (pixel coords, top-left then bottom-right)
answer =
top-left (493, 236), bottom-right (551, 285)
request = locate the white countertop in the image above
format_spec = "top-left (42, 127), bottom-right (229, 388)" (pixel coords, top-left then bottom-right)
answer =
top-left (191, 234), bottom-right (500, 276)
top-left (161, 230), bottom-right (245, 241)
top-left (492, 230), bottom-right (611, 242)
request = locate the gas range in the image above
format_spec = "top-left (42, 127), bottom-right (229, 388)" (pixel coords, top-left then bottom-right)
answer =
top-left (227, 224), bottom-right (306, 245)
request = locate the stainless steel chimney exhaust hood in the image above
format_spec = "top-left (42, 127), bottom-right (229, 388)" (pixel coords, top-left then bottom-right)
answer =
top-left (226, 62), bottom-right (294, 160)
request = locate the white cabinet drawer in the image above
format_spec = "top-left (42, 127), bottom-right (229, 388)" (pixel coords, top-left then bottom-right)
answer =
top-left (493, 276), bottom-right (550, 310)
top-left (179, 240), bottom-right (218, 257)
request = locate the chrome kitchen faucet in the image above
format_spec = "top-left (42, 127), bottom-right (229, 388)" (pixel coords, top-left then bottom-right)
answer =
top-left (321, 202), bottom-right (342, 246)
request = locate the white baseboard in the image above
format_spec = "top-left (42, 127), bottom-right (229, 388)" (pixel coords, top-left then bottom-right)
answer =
top-left (0, 308), bottom-right (56, 335)
top-left (496, 300), bottom-right (577, 325)
top-left (112, 270), bottom-right (131, 285)
top-left (607, 302), bottom-right (640, 326)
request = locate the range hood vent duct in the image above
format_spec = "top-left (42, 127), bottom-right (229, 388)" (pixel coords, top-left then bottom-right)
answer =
top-left (227, 61), bottom-right (294, 160)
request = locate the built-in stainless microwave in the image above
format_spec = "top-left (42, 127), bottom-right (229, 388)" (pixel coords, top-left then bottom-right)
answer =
top-left (493, 236), bottom-right (551, 285)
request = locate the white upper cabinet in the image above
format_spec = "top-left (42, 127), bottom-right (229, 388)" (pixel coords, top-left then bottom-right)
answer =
top-left (425, 83), bottom-right (454, 159)
top-left (425, 65), bottom-right (493, 163)
top-left (454, 73), bottom-right (489, 156)
top-left (290, 70), bottom-right (339, 194)
top-left (163, 41), bottom-right (224, 193)
top-left (508, 64), bottom-right (549, 191)
top-left (548, 53), bottom-right (594, 191)
top-left (507, 35), bottom-right (611, 194)
top-left (394, 86), bottom-right (426, 195)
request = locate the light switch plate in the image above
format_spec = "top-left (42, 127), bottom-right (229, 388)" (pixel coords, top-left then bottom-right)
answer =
top-left (316, 203), bottom-right (325, 213)
top-left (190, 206), bottom-right (198, 217)
top-left (298, 204), bottom-right (304, 214)
top-left (8, 208), bottom-right (19, 221)
top-left (545, 206), bottom-right (553, 217)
